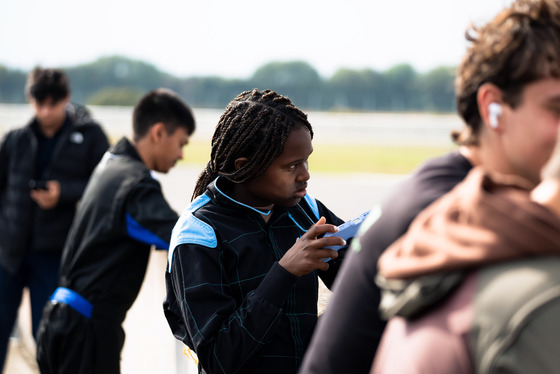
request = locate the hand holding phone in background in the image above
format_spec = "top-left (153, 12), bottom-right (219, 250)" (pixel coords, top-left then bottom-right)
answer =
top-left (30, 180), bottom-right (61, 209)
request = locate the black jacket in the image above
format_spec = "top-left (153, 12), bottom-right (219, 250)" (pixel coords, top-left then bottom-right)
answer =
top-left (59, 137), bottom-right (179, 322)
top-left (0, 104), bottom-right (109, 273)
top-left (164, 177), bottom-right (346, 374)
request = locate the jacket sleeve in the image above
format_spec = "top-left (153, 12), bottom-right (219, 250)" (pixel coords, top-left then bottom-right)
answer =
top-left (58, 124), bottom-right (110, 205)
top-left (166, 242), bottom-right (298, 373)
top-left (124, 179), bottom-right (178, 250)
top-left (314, 199), bottom-right (348, 289)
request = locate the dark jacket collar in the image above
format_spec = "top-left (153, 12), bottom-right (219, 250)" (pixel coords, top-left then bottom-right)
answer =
top-left (110, 137), bottom-right (144, 164)
top-left (30, 113), bottom-right (71, 139)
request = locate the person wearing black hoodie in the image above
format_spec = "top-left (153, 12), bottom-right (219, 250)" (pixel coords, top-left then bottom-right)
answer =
top-left (0, 67), bottom-right (109, 372)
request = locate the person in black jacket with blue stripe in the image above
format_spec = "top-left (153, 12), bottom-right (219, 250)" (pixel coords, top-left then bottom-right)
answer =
top-left (0, 67), bottom-right (109, 372)
top-left (164, 89), bottom-right (348, 374)
top-left (35, 88), bottom-right (195, 374)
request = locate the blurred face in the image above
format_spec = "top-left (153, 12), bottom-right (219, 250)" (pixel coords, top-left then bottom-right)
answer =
top-left (233, 126), bottom-right (312, 208)
top-left (153, 127), bottom-right (190, 173)
top-left (30, 96), bottom-right (69, 133)
top-left (500, 78), bottom-right (560, 184)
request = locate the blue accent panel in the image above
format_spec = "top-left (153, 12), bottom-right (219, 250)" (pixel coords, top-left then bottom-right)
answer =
top-left (168, 194), bottom-right (217, 271)
top-left (50, 287), bottom-right (93, 319)
top-left (288, 213), bottom-right (307, 233)
top-left (303, 194), bottom-right (320, 220)
top-left (126, 213), bottom-right (169, 249)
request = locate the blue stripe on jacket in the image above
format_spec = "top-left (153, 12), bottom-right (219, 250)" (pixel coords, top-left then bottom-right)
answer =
top-left (126, 213), bottom-right (169, 250)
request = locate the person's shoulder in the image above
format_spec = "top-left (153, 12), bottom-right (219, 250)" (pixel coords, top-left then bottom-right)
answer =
top-left (168, 194), bottom-right (217, 270)
top-left (474, 256), bottom-right (560, 328)
top-left (408, 151), bottom-right (472, 191)
top-left (67, 103), bottom-right (104, 130)
top-left (472, 256), bottom-right (560, 370)
top-left (477, 256), bottom-right (560, 310)
top-left (1, 125), bottom-right (30, 145)
top-left (414, 151), bottom-right (471, 176)
top-left (67, 102), bottom-right (92, 122)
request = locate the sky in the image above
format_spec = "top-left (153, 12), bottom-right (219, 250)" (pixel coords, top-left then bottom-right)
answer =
top-left (1, 0), bottom-right (514, 80)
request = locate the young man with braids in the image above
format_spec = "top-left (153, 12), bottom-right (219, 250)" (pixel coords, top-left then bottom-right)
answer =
top-left (164, 89), bottom-right (349, 374)
top-left (300, 0), bottom-right (560, 373)
top-left (36, 88), bottom-right (195, 374)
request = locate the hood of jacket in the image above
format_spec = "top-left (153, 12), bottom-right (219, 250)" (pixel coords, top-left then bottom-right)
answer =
top-left (377, 167), bottom-right (560, 319)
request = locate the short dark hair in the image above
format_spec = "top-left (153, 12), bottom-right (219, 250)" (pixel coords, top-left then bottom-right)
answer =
top-left (453, 0), bottom-right (560, 145)
top-left (192, 89), bottom-right (313, 200)
top-left (132, 88), bottom-right (196, 142)
top-left (25, 67), bottom-right (70, 104)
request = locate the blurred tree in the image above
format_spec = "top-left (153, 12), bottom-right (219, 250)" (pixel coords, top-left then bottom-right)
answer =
top-left (327, 68), bottom-right (387, 111)
top-left (0, 65), bottom-right (26, 103)
top-left (65, 56), bottom-right (176, 103)
top-left (179, 76), bottom-right (253, 109)
top-left (0, 57), bottom-right (456, 112)
top-left (248, 61), bottom-right (323, 109)
top-left (416, 66), bottom-right (456, 112)
top-left (384, 63), bottom-right (420, 111)
top-left (87, 87), bottom-right (145, 106)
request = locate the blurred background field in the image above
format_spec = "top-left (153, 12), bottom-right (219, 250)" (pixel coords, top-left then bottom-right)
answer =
top-left (0, 103), bottom-right (460, 176)
top-left (184, 140), bottom-right (455, 174)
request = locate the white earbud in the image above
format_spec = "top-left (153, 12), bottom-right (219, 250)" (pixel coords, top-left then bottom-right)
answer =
top-left (488, 102), bottom-right (502, 129)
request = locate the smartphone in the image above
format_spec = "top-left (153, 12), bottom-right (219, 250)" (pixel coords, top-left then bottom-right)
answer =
top-left (29, 180), bottom-right (48, 190)
top-left (322, 209), bottom-right (372, 262)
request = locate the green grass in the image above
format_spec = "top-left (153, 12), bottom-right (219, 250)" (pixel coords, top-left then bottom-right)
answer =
top-left (309, 143), bottom-right (457, 174)
top-left (180, 139), bottom-right (457, 175)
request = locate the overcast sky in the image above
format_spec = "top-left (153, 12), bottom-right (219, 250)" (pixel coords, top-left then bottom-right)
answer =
top-left (1, 0), bottom-right (514, 79)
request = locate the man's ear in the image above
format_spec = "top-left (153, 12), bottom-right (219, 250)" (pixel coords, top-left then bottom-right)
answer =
top-left (477, 83), bottom-right (504, 131)
top-left (150, 122), bottom-right (166, 142)
top-left (234, 157), bottom-right (249, 171)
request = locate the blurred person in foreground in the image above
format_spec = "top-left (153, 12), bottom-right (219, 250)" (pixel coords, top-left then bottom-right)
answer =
top-left (372, 106), bottom-right (560, 374)
top-left (300, 0), bottom-right (560, 373)
top-left (35, 88), bottom-right (195, 374)
top-left (0, 67), bottom-right (109, 372)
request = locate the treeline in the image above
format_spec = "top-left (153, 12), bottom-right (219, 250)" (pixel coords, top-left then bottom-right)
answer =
top-left (0, 56), bottom-right (457, 112)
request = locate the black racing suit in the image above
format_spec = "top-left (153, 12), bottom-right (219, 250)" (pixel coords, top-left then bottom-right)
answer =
top-left (36, 137), bottom-right (179, 374)
top-left (164, 176), bottom-right (347, 374)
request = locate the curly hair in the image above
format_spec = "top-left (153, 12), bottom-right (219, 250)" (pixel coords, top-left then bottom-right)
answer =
top-left (454, 0), bottom-right (560, 145)
top-left (192, 89), bottom-right (313, 200)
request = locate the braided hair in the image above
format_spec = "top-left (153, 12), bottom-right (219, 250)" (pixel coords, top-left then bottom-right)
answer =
top-left (192, 89), bottom-right (313, 200)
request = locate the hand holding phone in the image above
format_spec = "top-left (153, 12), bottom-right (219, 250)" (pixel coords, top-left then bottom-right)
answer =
top-left (322, 210), bottom-right (371, 262)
